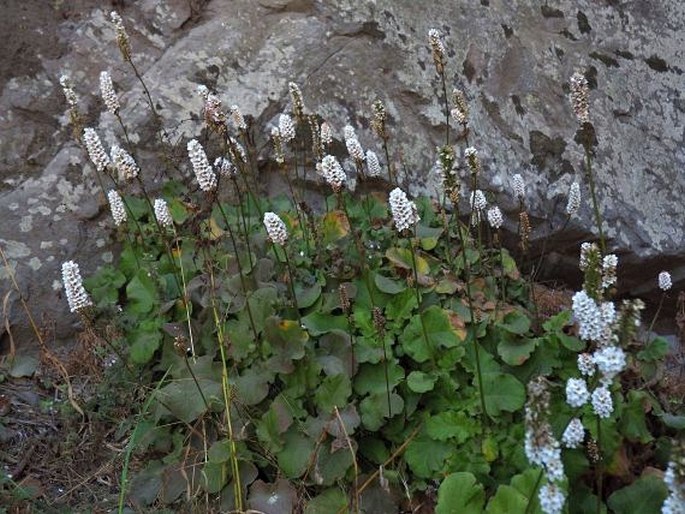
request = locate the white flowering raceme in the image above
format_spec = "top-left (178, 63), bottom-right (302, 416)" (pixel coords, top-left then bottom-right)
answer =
top-left (83, 128), bottom-right (111, 173)
top-left (577, 353), bottom-right (596, 376)
top-left (428, 28), bottom-right (446, 73)
top-left (512, 174), bottom-right (525, 199)
top-left (228, 137), bottom-right (247, 163)
top-left (215, 156), bottom-right (236, 177)
top-left (569, 72), bottom-right (590, 124)
top-left (99, 71), bottom-right (119, 114)
top-left (111, 145), bottom-right (139, 181)
top-left (107, 190), bottom-right (127, 226)
top-left (452, 89), bottom-right (469, 126)
top-left (346, 136), bottom-right (365, 163)
top-left (389, 188), bottom-right (420, 233)
top-left (197, 84), bottom-right (209, 99)
top-left (539, 483), bottom-right (566, 514)
top-left (279, 113), bottom-right (296, 142)
top-left (288, 81), bottom-right (305, 119)
top-left (602, 254), bottom-right (618, 289)
top-left (187, 139), bottom-right (217, 191)
top-left (343, 124), bottom-right (356, 141)
top-left (572, 290), bottom-right (603, 341)
top-left (263, 212), bottom-right (288, 246)
top-left (320, 122), bottom-right (333, 146)
top-left (60, 75), bottom-right (78, 107)
top-left (566, 378), bottom-right (590, 408)
top-left (487, 206), bottom-right (503, 229)
top-left (591, 386), bottom-right (614, 418)
top-left (62, 261), bottom-right (93, 313)
top-left (321, 155), bottom-right (347, 191)
top-left (464, 147), bottom-right (482, 175)
top-left (110, 11), bottom-right (131, 59)
top-left (366, 150), bottom-right (381, 177)
top-left (562, 418), bottom-right (585, 448)
top-left (662, 461), bottom-right (685, 514)
top-left (566, 181), bottom-right (581, 216)
top-left (659, 271), bottom-right (672, 291)
top-left (593, 345), bottom-right (626, 384)
top-left (579, 242), bottom-right (598, 270)
top-left (470, 189), bottom-right (487, 225)
top-left (154, 198), bottom-right (173, 228)
top-left (230, 105), bottom-right (247, 131)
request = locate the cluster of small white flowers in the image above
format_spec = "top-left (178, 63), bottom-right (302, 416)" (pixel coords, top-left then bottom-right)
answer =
top-left (59, 75), bottom-right (78, 107)
top-left (154, 198), bottom-right (173, 228)
top-left (602, 254), bottom-right (618, 289)
top-left (389, 187), bottom-right (420, 233)
top-left (451, 88), bottom-right (469, 125)
top-left (279, 113), bottom-right (296, 142)
top-left (214, 156), bottom-right (236, 177)
top-left (110, 11), bottom-right (131, 59)
top-left (343, 124), bottom-right (356, 141)
top-left (366, 150), bottom-right (381, 177)
top-left (470, 189), bottom-right (487, 225)
top-left (344, 128), bottom-right (365, 162)
top-left (321, 155), bottom-right (346, 191)
top-left (566, 377), bottom-right (590, 408)
top-left (271, 127), bottom-right (284, 164)
top-left (197, 84), bottom-right (209, 99)
top-left (464, 147), bottom-right (482, 175)
top-left (566, 181), bottom-right (581, 216)
top-left (428, 28), bottom-right (446, 72)
top-left (562, 418), bottom-right (585, 448)
top-left (230, 105), bottom-right (247, 131)
top-left (111, 145), bottom-right (139, 181)
top-left (578, 353), bottom-right (596, 376)
top-left (569, 71), bottom-right (590, 124)
top-left (187, 139), bottom-right (217, 191)
top-left (83, 128), bottom-right (111, 172)
top-left (107, 190), bottom-right (127, 226)
top-left (659, 271), bottom-right (673, 291)
top-left (99, 71), bottom-right (119, 115)
top-left (228, 137), bottom-right (247, 163)
top-left (579, 242), bottom-right (598, 270)
top-left (591, 385), bottom-right (614, 418)
top-left (487, 206), bottom-right (503, 229)
top-left (263, 212), bottom-right (288, 246)
top-left (593, 345), bottom-right (626, 384)
top-left (539, 483), bottom-right (566, 514)
top-left (572, 290), bottom-right (603, 341)
top-left (512, 173), bottom-right (525, 200)
top-left (662, 462), bottom-right (685, 514)
top-left (62, 261), bottom-right (93, 313)
top-left (288, 81), bottom-right (305, 119)
top-left (320, 122), bottom-right (333, 146)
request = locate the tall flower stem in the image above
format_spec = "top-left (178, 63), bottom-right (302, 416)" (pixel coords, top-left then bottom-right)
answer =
top-left (596, 416), bottom-right (603, 514)
top-left (230, 176), bottom-right (254, 269)
top-left (525, 469), bottom-right (545, 514)
top-left (584, 148), bottom-right (606, 254)
top-left (282, 247), bottom-right (301, 325)
top-left (408, 231), bottom-right (432, 363)
top-left (440, 71), bottom-right (450, 147)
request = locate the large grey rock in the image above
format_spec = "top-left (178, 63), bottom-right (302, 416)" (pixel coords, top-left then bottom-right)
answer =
top-left (1, 0), bottom-right (683, 353)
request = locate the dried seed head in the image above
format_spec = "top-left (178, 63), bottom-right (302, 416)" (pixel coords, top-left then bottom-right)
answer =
top-left (586, 437), bottom-right (601, 464)
top-left (372, 307), bottom-right (386, 337)
top-left (371, 99), bottom-right (387, 139)
top-left (366, 150), bottom-right (381, 178)
top-left (321, 155), bottom-right (347, 192)
top-left (263, 212), bottom-right (288, 246)
top-left (107, 189), bottom-right (127, 226)
top-left (214, 156), bottom-right (237, 177)
top-left (62, 260), bottom-right (93, 313)
top-left (59, 74), bottom-right (79, 108)
top-left (658, 271), bottom-right (672, 291)
top-left (187, 139), bottom-right (217, 192)
top-left (451, 88), bottom-right (469, 126)
top-left (227, 137), bottom-right (247, 163)
top-left (271, 127), bottom-right (285, 164)
top-left (308, 115), bottom-right (321, 159)
top-left (569, 71), bottom-right (590, 124)
top-left (487, 205), bottom-right (503, 229)
top-left (519, 210), bottom-right (531, 253)
top-left (428, 28), bottom-right (446, 74)
top-left (389, 187), bottom-right (420, 233)
top-left (110, 11), bottom-right (131, 61)
top-left (464, 147), bottom-right (482, 176)
top-left (111, 145), bottom-right (139, 181)
top-left (83, 128), bottom-right (111, 173)
top-left (230, 104), bottom-right (247, 131)
top-left (512, 173), bottom-right (525, 200)
top-left (339, 284), bottom-right (351, 315)
top-left (200, 88), bottom-right (226, 131)
top-left (279, 113), bottom-right (296, 143)
top-left (154, 198), bottom-right (173, 228)
top-left (288, 81), bottom-right (305, 121)
top-left (99, 71), bottom-right (119, 115)
top-left (566, 181), bottom-right (581, 216)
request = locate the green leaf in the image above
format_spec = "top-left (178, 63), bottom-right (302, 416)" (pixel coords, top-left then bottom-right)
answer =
top-left (249, 479), bottom-right (297, 514)
top-left (126, 269), bottom-right (158, 315)
top-left (302, 312), bottom-right (348, 336)
top-left (359, 392), bottom-right (404, 430)
top-left (407, 370), bottom-right (437, 393)
top-left (402, 307), bottom-right (466, 363)
top-left (305, 488), bottom-right (347, 514)
top-left (84, 265), bottom-right (126, 306)
top-left (256, 399), bottom-right (293, 454)
top-left (497, 310), bottom-right (531, 335)
top-left (607, 475), bottom-right (668, 514)
top-left (8, 354), bottom-right (38, 378)
top-left (233, 366), bottom-right (272, 406)
top-left (374, 273), bottom-right (407, 295)
top-left (277, 430), bottom-right (315, 478)
top-left (208, 440), bottom-right (232, 463)
top-left (354, 361), bottom-right (404, 396)
top-left (202, 461), bottom-right (228, 494)
top-left (660, 413), bottom-right (685, 429)
top-left (405, 437), bottom-right (452, 478)
top-left (425, 411), bottom-right (478, 443)
top-left (497, 335), bottom-right (538, 366)
top-left (556, 333), bottom-right (585, 352)
top-left (482, 371), bottom-right (525, 417)
top-left (315, 440), bottom-right (354, 486)
top-left (637, 337), bottom-right (669, 361)
top-left (485, 469), bottom-right (543, 514)
top-left (129, 319), bottom-right (163, 364)
top-left (385, 247), bottom-right (430, 274)
top-left (619, 391), bottom-right (653, 443)
top-left (435, 472), bottom-right (485, 514)
top-left (296, 282), bottom-right (322, 309)
top-left (265, 316), bottom-right (309, 360)
top-left (385, 289), bottom-right (417, 322)
top-left (315, 373), bottom-right (352, 414)
top-left (417, 225), bottom-right (444, 251)
top-left (542, 310), bottom-right (571, 332)
top-left (320, 210), bottom-right (350, 246)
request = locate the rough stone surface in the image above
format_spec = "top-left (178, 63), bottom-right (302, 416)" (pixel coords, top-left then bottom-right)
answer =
top-left (1, 0), bottom-right (683, 353)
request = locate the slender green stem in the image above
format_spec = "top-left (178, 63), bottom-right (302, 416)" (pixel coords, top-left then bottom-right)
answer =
top-left (184, 356), bottom-right (209, 410)
top-left (645, 292), bottom-right (666, 344)
top-left (282, 248), bottom-right (302, 325)
top-left (231, 176), bottom-right (254, 269)
top-left (172, 226), bottom-right (196, 360)
top-left (524, 468), bottom-right (545, 514)
top-left (596, 416), bottom-right (603, 514)
top-left (408, 232), bottom-right (432, 363)
top-left (585, 148), bottom-right (606, 254)
top-left (380, 333), bottom-right (392, 417)
top-left (440, 71), bottom-right (450, 147)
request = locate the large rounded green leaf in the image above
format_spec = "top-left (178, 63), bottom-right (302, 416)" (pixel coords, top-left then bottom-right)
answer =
top-left (607, 475), bottom-right (668, 514)
top-left (436, 472), bottom-right (485, 514)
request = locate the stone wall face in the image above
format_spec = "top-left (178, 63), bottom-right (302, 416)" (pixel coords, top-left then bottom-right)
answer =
top-left (1, 0), bottom-right (683, 351)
